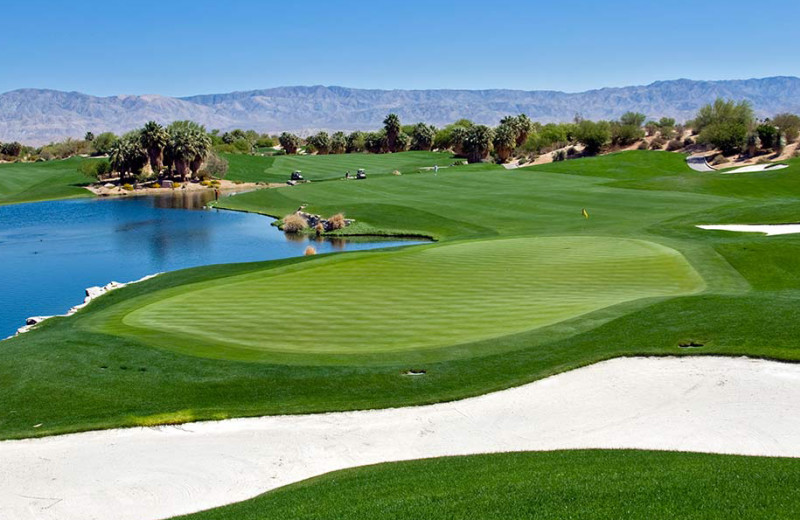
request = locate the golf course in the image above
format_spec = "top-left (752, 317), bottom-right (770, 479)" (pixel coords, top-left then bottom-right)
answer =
top-left (3, 149), bottom-right (800, 518)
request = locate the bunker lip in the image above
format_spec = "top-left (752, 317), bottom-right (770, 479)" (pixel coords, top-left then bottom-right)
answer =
top-left (2, 356), bottom-right (799, 520)
top-left (697, 223), bottom-right (800, 236)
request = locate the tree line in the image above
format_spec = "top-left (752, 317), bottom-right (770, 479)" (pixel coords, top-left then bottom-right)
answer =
top-left (3, 100), bottom-right (799, 169)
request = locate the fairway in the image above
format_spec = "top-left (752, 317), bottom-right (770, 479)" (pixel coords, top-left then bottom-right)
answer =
top-left (224, 150), bottom-right (455, 183)
top-left (0, 157), bottom-right (93, 205)
top-left (174, 450), bottom-right (800, 520)
top-left (113, 236), bottom-right (703, 362)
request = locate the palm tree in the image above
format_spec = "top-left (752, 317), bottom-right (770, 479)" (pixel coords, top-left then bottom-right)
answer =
top-left (308, 131), bottom-right (331, 155)
top-left (189, 129), bottom-right (211, 177)
top-left (140, 121), bottom-right (169, 174)
top-left (450, 126), bottom-right (468, 156)
top-left (166, 121), bottom-right (208, 181)
top-left (411, 123), bottom-right (436, 151)
top-left (463, 125), bottom-right (494, 163)
top-left (493, 124), bottom-right (516, 163)
top-left (383, 113), bottom-right (401, 152)
top-left (279, 132), bottom-right (300, 154)
top-left (109, 131), bottom-right (148, 181)
top-left (330, 132), bottom-right (347, 154)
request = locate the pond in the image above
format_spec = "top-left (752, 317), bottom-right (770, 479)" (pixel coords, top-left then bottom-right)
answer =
top-left (0, 191), bottom-right (421, 338)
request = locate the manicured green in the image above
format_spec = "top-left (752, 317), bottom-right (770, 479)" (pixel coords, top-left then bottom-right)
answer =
top-left (98, 236), bottom-right (703, 364)
top-left (5, 150), bottom-right (800, 440)
top-left (223, 151), bottom-right (455, 183)
top-left (0, 157), bottom-right (94, 205)
top-left (175, 450), bottom-right (800, 520)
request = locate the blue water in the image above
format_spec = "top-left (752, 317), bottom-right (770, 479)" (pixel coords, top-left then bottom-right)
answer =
top-left (0, 192), bottom-right (419, 338)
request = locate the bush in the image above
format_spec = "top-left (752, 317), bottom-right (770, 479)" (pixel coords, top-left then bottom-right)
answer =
top-left (711, 154), bottom-right (727, 166)
top-left (152, 183), bottom-right (161, 189)
top-left (200, 180), bottom-right (212, 186)
top-left (637, 141), bottom-right (648, 150)
top-left (552, 149), bottom-right (567, 162)
top-left (198, 152), bottom-right (228, 180)
top-left (650, 137), bottom-right (666, 150)
top-left (683, 137), bottom-right (695, 147)
top-left (282, 213), bottom-right (308, 233)
top-left (666, 139), bottom-right (683, 151)
top-left (122, 183), bottom-right (134, 191)
top-left (327, 213), bottom-right (346, 230)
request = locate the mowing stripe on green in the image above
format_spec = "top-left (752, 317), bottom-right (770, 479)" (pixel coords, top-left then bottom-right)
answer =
top-left (120, 236), bottom-right (704, 361)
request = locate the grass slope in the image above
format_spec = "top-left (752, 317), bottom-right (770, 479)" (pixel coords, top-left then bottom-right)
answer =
top-left (223, 151), bottom-right (455, 183)
top-left (0, 157), bottom-right (94, 205)
top-left (175, 450), bottom-right (800, 520)
top-left (5, 151), bottom-right (800, 439)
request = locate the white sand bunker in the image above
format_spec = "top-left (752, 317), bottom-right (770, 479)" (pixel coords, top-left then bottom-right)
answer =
top-left (721, 163), bottom-right (789, 174)
top-left (686, 155), bottom-right (715, 172)
top-left (698, 224), bottom-right (800, 236)
top-left (2, 356), bottom-right (800, 520)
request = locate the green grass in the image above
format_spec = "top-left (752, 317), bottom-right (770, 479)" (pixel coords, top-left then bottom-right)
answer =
top-left (223, 151), bottom-right (455, 183)
top-left (174, 450), bottom-right (800, 520)
top-left (96, 236), bottom-right (703, 364)
top-left (0, 157), bottom-right (94, 205)
top-left (5, 150), bottom-right (800, 440)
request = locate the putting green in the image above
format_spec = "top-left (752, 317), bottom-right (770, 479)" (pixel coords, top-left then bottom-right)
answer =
top-left (117, 236), bottom-right (703, 362)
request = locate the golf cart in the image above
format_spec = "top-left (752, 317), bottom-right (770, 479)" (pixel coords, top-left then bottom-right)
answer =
top-left (356, 169), bottom-right (366, 180)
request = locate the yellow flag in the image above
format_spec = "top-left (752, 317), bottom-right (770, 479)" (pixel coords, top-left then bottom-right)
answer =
top-left (581, 208), bottom-right (589, 219)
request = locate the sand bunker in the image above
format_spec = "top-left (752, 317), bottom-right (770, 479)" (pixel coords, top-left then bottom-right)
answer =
top-left (686, 156), bottom-right (715, 172)
top-left (721, 163), bottom-right (789, 174)
top-left (2, 356), bottom-right (799, 520)
top-left (698, 224), bottom-right (800, 236)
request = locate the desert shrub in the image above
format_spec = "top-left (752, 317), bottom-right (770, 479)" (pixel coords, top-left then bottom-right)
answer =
top-left (152, 183), bottom-right (161, 189)
top-left (637, 141), bottom-right (648, 150)
top-left (200, 180), bottom-right (212, 186)
top-left (78, 159), bottom-right (112, 179)
top-left (552, 149), bottom-right (567, 162)
top-left (315, 222), bottom-right (324, 235)
top-left (328, 213), bottom-right (346, 230)
top-left (772, 113), bottom-right (800, 143)
top-left (666, 139), bottom-right (683, 151)
top-left (650, 137), bottom-right (666, 150)
top-left (122, 183), bottom-right (134, 191)
top-left (282, 213), bottom-right (308, 233)
top-left (684, 137), bottom-right (695, 147)
top-left (173, 182), bottom-right (182, 189)
top-left (198, 152), bottom-right (228, 180)
top-left (711, 154), bottom-right (727, 165)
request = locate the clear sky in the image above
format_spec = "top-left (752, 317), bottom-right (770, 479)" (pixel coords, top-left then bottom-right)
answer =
top-left (2, 0), bottom-right (798, 97)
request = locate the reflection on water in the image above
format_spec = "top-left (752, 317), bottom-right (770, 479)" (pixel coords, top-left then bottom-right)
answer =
top-left (0, 193), bottom-right (423, 337)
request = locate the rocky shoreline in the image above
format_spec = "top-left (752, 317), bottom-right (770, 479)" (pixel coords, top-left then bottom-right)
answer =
top-left (12, 273), bottom-right (161, 338)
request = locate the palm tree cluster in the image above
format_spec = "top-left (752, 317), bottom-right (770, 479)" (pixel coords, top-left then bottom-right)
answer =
top-left (110, 120), bottom-right (211, 181)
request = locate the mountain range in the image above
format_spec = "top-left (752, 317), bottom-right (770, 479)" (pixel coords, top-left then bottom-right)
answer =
top-left (2, 76), bottom-right (800, 145)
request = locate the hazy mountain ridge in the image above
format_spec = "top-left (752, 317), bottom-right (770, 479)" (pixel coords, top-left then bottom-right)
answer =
top-left (2, 77), bottom-right (800, 145)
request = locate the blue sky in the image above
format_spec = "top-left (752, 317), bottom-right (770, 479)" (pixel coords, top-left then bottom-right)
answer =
top-left (2, 0), bottom-right (798, 96)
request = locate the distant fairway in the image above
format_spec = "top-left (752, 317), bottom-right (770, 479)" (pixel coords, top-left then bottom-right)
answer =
top-left (0, 157), bottom-right (93, 205)
top-left (114, 237), bottom-right (703, 363)
top-left (223, 151), bottom-right (455, 183)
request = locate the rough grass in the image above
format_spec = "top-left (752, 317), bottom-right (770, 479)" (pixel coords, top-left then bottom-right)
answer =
top-left (173, 450), bottom-right (800, 520)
